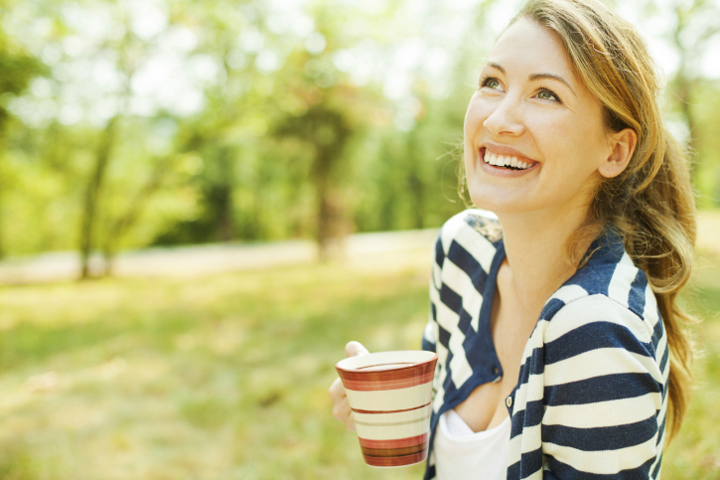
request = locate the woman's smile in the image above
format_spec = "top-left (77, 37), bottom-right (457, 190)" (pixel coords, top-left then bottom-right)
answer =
top-left (478, 147), bottom-right (540, 177)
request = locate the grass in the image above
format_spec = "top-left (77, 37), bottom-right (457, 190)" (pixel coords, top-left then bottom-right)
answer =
top-left (0, 246), bottom-right (717, 479)
top-left (663, 248), bottom-right (720, 480)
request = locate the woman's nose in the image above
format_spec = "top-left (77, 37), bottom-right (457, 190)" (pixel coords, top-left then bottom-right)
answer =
top-left (482, 96), bottom-right (525, 137)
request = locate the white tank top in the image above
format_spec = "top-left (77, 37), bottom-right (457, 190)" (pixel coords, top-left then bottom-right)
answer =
top-left (433, 409), bottom-right (511, 480)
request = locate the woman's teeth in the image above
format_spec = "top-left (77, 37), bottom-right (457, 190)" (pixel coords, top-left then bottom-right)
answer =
top-left (483, 150), bottom-right (533, 170)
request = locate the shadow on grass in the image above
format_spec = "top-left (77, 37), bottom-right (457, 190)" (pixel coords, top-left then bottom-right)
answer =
top-left (0, 442), bottom-right (63, 480)
top-left (0, 311), bottom-right (197, 370)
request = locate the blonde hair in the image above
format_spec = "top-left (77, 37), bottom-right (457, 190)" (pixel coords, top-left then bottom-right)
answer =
top-left (514, 0), bottom-right (696, 441)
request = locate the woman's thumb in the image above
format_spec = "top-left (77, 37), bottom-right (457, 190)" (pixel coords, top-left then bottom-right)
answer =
top-left (345, 341), bottom-right (369, 358)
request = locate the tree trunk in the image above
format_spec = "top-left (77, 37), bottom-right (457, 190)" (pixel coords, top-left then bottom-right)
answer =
top-left (408, 171), bottom-right (425, 229)
top-left (79, 116), bottom-right (117, 280)
top-left (215, 147), bottom-right (235, 242)
top-left (315, 160), bottom-right (331, 262)
top-left (216, 184), bottom-right (233, 242)
top-left (0, 112), bottom-right (12, 259)
top-left (406, 128), bottom-right (425, 229)
top-left (101, 156), bottom-right (173, 276)
top-left (676, 78), bottom-right (698, 180)
top-left (670, 4), bottom-right (698, 183)
top-left (0, 151), bottom-right (5, 260)
top-left (313, 149), bottom-right (347, 262)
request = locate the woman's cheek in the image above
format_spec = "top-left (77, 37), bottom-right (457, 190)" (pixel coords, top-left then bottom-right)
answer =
top-left (464, 103), bottom-right (479, 135)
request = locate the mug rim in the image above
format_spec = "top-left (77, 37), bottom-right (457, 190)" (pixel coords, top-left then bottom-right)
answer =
top-left (335, 350), bottom-right (438, 375)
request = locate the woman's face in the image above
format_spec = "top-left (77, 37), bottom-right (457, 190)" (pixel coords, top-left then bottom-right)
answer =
top-left (464, 18), bottom-right (613, 216)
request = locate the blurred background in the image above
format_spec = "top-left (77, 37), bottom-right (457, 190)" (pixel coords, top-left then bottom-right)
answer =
top-left (0, 0), bottom-right (718, 478)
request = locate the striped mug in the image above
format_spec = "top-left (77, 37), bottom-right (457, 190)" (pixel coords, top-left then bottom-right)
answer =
top-left (335, 350), bottom-right (438, 467)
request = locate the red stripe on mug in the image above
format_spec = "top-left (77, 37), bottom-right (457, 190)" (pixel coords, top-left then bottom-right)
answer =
top-left (341, 373), bottom-right (434, 392)
top-left (362, 450), bottom-right (428, 467)
top-left (358, 432), bottom-right (429, 449)
top-left (351, 401), bottom-right (431, 415)
top-left (338, 361), bottom-right (435, 383)
top-left (360, 440), bottom-right (428, 458)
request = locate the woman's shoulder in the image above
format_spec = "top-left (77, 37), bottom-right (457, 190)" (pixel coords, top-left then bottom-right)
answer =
top-left (440, 208), bottom-right (502, 240)
top-left (435, 208), bottom-right (502, 251)
top-left (535, 294), bottom-right (664, 393)
top-left (542, 292), bottom-right (660, 347)
top-left (542, 230), bottom-right (658, 323)
top-left (433, 209), bottom-right (503, 271)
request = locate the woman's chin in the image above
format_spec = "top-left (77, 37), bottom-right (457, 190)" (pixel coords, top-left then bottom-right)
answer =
top-left (467, 187), bottom-right (536, 215)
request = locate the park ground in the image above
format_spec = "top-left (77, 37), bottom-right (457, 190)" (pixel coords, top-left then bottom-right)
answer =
top-left (0, 213), bottom-right (718, 479)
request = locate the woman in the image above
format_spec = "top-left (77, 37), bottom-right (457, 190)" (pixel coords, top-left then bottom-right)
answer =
top-left (329, 0), bottom-right (697, 478)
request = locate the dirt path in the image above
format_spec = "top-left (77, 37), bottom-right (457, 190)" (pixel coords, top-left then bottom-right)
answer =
top-left (0, 210), bottom-right (717, 285)
top-left (0, 229), bottom-right (440, 284)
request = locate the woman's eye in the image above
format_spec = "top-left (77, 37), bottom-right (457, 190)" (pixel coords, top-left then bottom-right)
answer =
top-left (480, 77), bottom-right (501, 90)
top-left (537, 89), bottom-right (560, 102)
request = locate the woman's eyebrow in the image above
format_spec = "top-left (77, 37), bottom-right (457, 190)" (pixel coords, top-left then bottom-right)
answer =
top-left (487, 62), bottom-right (577, 98)
top-left (487, 62), bottom-right (505, 73)
top-left (529, 73), bottom-right (577, 97)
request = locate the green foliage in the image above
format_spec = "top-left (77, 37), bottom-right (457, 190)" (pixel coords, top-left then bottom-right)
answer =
top-left (351, 94), bottom-right (470, 233)
top-left (689, 81), bottom-right (720, 208)
top-left (0, 31), bottom-right (47, 130)
top-left (0, 0), bottom-right (499, 259)
top-left (0, 0), bottom-right (718, 260)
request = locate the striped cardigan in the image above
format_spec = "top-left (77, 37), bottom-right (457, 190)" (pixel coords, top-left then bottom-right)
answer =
top-left (422, 210), bottom-right (668, 479)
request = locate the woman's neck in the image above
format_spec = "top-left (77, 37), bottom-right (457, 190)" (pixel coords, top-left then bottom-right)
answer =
top-left (495, 203), bottom-right (592, 317)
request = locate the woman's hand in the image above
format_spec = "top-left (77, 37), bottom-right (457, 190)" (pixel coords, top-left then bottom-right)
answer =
top-left (329, 341), bottom-right (369, 431)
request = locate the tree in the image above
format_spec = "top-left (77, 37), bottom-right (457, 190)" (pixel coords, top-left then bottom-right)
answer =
top-left (0, 29), bottom-right (46, 258)
top-left (642, 0), bottom-right (720, 180)
top-left (674, 1), bottom-right (719, 180)
top-left (276, 99), bottom-right (355, 260)
top-left (100, 153), bottom-right (180, 275)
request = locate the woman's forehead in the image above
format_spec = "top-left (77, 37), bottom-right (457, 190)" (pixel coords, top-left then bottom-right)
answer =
top-left (486, 18), bottom-right (575, 83)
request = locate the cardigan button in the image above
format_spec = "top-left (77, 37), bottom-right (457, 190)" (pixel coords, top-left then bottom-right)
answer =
top-left (506, 396), bottom-right (513, 408)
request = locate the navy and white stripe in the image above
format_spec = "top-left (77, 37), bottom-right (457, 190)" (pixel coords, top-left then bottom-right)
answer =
top-left (422, 210), bottom-right (668, 479)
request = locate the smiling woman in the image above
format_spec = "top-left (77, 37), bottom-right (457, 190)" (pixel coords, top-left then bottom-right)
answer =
top-left (463, 17), bottom-right (637, 219)
top-left (329, 0), bottom-right (697, 478)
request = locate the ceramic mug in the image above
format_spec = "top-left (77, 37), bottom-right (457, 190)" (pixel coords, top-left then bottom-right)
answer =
top-left (335, 350), bottom-right (438, 467)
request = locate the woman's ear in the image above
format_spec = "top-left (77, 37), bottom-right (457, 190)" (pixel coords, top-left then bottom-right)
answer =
top-left (598, 128), bottom-right (637, 179)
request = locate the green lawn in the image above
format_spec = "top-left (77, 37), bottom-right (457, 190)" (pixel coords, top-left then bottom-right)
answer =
top-left (0, 247), bottom-right (717, 479)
